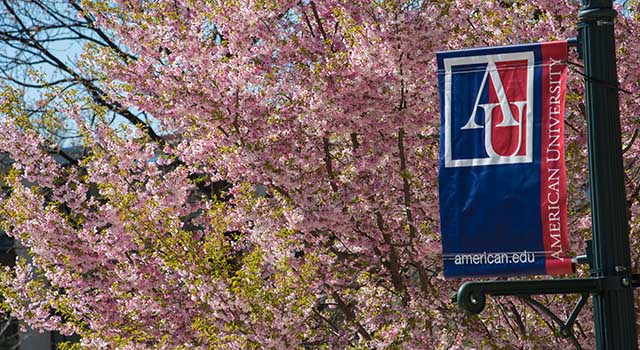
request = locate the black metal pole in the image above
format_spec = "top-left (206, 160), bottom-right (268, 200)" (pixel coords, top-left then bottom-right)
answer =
top-left (578, 1), bottom-right (638, 349)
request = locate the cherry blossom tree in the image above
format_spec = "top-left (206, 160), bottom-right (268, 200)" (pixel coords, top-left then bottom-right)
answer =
top-left (1, 1), bottom-right (640, 349)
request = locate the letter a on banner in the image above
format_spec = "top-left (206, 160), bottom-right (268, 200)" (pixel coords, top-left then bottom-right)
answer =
top-left (437, 41), bottom-right (573, 277)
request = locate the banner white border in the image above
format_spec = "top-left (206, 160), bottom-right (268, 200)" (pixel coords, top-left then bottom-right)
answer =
top-left (443, 52), bottom-right (535, 168)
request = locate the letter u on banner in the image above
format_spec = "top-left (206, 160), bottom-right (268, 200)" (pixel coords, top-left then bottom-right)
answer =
top-left (436, 41), bottom-right (573, 278)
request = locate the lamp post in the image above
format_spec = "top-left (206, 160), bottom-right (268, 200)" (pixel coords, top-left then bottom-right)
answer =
top-left (578, 0), bottom-right (638, 348)
top-left (455, 2), bottom-right (638, 348)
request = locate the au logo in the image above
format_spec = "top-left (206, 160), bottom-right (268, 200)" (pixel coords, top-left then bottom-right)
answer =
top-left (443, 52), bottom-right (534, 168)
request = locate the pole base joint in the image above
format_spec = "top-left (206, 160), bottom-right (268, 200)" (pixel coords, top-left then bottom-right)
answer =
top-left (578, 8), bottom-right (617, 26)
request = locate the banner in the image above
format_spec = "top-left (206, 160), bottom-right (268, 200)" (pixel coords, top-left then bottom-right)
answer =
top-left (437, 41), bottom-right (573, 277)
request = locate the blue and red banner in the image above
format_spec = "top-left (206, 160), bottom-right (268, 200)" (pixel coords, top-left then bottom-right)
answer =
top-left (437, 41), bottom-right (573, 277)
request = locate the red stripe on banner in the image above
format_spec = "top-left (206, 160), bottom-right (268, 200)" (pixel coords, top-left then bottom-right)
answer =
top-left (540, 41), bottom-right (573, 275)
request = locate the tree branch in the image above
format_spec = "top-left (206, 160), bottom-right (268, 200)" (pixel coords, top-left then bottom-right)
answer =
top-left (331, 291), bottom-right (372, 341)
top-left (376, 212), bottom-right (409, 302)
top-left (323, 137), bottom-right (338, 192)
top-left (309, 1), bottom-right (328, 41)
